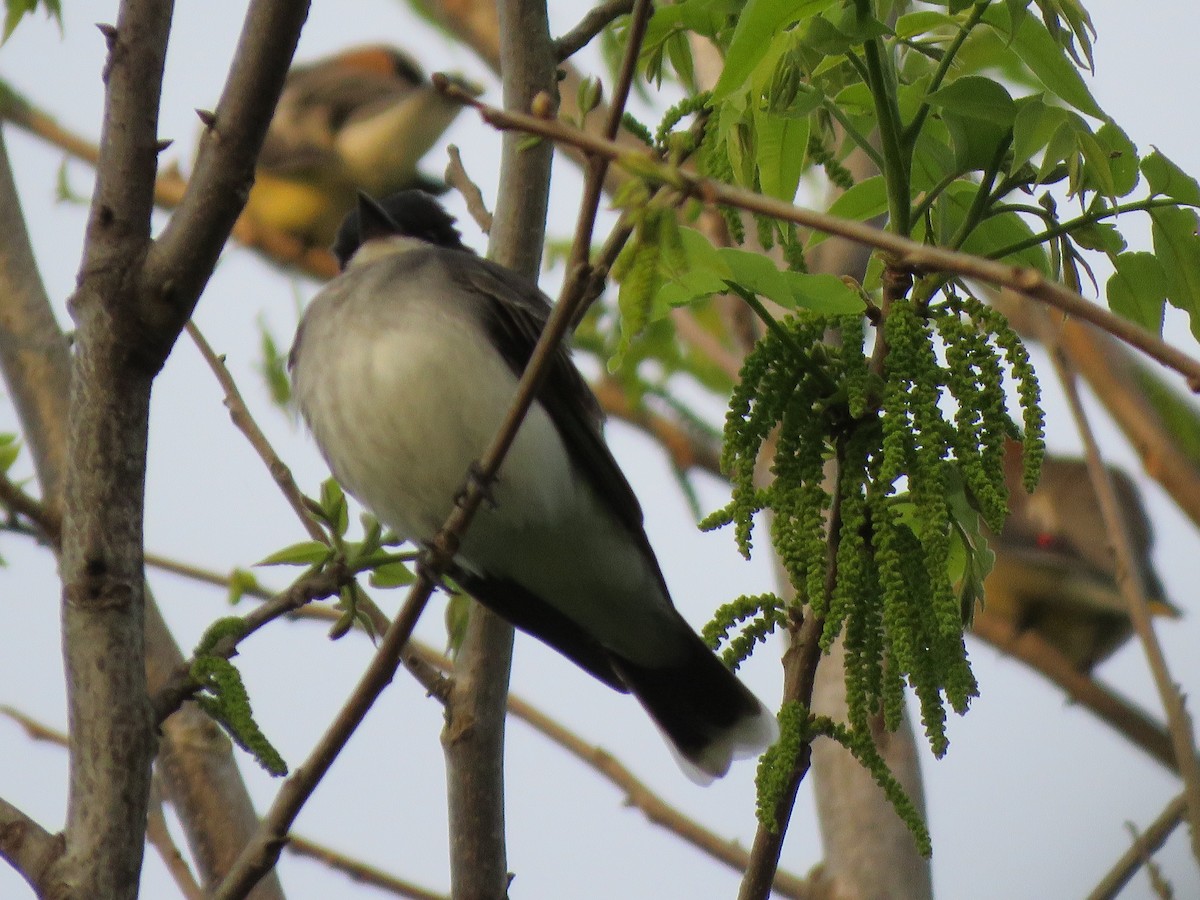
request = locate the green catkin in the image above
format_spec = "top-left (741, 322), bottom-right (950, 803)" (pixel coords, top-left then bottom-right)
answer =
top-left (961, 296), bottom-right (1045, 488)
top-left (712, 291), bottom-right (1038, 792)
top-left (806, 131), bottom-right (855, 190)
top-left (699, 136), bottom-right (746, 243)
top-left (192, 656), bottom-right (287, 776)
top-left (620, 112), bottom-right (654, 147)
top-left (703, 593), bottom-right (784, 670)
top-left (654, 90), bottom-right (712, 149)
top-left (810, 715), bottom-right (932, 857)
top-left (755, 702), bottom-right (806, 831)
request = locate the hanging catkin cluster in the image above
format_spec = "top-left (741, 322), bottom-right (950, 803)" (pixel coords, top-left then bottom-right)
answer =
top-left (704, 302), bottom-right (1043, 764)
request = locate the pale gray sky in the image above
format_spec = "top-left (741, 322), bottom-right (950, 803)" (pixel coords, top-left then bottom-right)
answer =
top-left (0, 2), bottom-right (1197, 898)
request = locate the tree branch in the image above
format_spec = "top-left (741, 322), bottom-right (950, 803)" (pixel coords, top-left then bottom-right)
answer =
top-left (439, 0), bottom-right (560, 893)
top-left (439, 87), bottom-right (1200, 389)
top-left (737, 467), bottom-right (839, 900)
top-left (145, 779), bottom-right (204, 900)
top-left (0, 118), bottom-right (288, 900)
top-left (993, 290), bottom-right (1200, 529)
top-left (0, 795), bottom-right (60, 896)
top-left (1049, 337), bottom-right (1200, 863)
top-left (1086, 793), bottom-right (1187, 900)
top-left (286, 836), bottom-right (449, 900)
top-left (139, 0), bottom-right (311, 359)
top-left (53, 3), bottom-right (175, 893)
top-left (48, 0), bottom-right (309, 893)
top-left (554, 0), bottom-right (634, 61)
top-left (0, 131), bottom-right (72, 509)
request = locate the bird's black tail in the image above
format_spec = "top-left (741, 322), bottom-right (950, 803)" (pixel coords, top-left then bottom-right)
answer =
top-left (611, 632), bottom-right (778, 784)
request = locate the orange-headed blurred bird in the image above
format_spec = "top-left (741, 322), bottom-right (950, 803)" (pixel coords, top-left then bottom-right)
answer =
top-left (242, 45), bottom-right (476, 246)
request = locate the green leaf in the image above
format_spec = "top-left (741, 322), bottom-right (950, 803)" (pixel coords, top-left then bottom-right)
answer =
top-left (941, 109), bottom-right (1010, 174)
top-left (1074, 122), bottom-right (1138, 201)
top-left (783, 273), bottom-right (865, 313)
top-left (718, 248), bottom-right (798, 307)
top-left (926, 76), bottom-right (1016, 125)
top-left (226, 568), bottom-right (262, 606)
top-left (713, 0), bottom-right (834, 100)
top-left (983, 4), bottom-right (1104, 119)
top-left (0, 433), bottom-right (19, 473)
top-left (801, 10), bottom-right (890, 57)
top-left (1011, 95), bottom-right (1068, 170)
top-left (1142, 150), bottom-right (1200, 206)
top-left (1150, 206), bottom-right (1200, 340)
top-left (894, 10), bottom-right (956, 39)
top-left (754, 108), bottom-right (809, 202)
top-left (257, 318), bottom-right (291, 409)
top-left (1069, 221), bottom-right (1125, 256)
top-left (318, 478), bottom-right (349, 537)
top-left (369, 561), bottom-right (416, 589)
top-left (444, 589), bottom-right (472, 658)
top-left (256, 540), bottom-right (332, 567)
top-left (1107, 252), bottom-right (1167, 335)
top-left (808, 176), bottom-right (888, 249)
top-left (3, 0), bottom-right (61, 42)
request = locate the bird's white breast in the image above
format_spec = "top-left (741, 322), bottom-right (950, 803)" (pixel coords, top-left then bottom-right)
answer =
top-left (293, 258), bottom-right (574, 548)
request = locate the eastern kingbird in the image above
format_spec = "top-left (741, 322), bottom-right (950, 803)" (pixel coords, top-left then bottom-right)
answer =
top-left (241, 46), bottom-right (476, 246)
top-left (290, 191), bottom-right (777, 781)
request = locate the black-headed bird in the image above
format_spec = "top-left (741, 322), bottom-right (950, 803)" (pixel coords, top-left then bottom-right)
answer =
top-left (243, 46), bottom-right (475, 246)
top-left (977, 441), bottom-right (1179, 672)
top-left (289, 191), bottom-right (778, 781)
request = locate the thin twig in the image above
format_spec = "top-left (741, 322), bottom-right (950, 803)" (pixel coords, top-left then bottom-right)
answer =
top-left (739, 448), bottom-right (843, 900)
top-left (0, 705), bottom-right (68, 745)
top-left (1086, 793), bottom-right (1187, 900)
top-left (150, 563), bottom-right (349, 725)
top-left (554, 0), bottom-right (635, 61)
top-left (439, 87), bottom-right (1200, 389)
top-left (565, 0), bottom-right (654, 279)
top-left (286, 836), bottom-right (449, 900)
top-left (444, 145), bottom-right (493, 234)
top-left (1049, 334), bottom-right (1200, 863)
top-left (0, 794), bottom-right (59, 896)
top-left (145, 780), bottom-right (204, 900)
top-left (185, 321), bottom-right (325, 544)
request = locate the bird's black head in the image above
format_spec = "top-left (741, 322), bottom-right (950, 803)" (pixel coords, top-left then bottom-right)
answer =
top-left (332, 190), bottom-right (468, 269)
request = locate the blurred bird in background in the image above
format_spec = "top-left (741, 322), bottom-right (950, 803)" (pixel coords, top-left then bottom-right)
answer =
top-left (241, 45), bottom-right (477, 246)
top-left (975, 440), bottom-right (1179, 673)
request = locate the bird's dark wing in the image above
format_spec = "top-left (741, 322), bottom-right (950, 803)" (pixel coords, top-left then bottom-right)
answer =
top-left (445, 251), bottom-right (652, 544)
